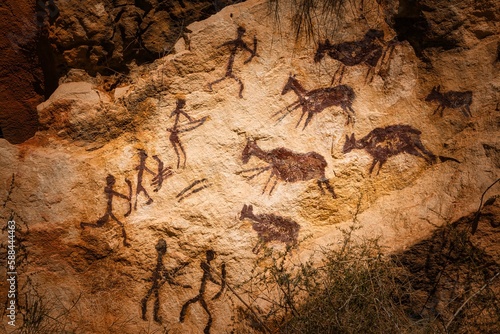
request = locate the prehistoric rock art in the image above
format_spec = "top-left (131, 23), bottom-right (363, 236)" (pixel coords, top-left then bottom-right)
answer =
top-left (176, 178), bottom-right (211, 202)
top-left (314, 29), bottom-right (395, 84)
top-left (167, 98), bottom-right (208, 169)
top-left (237, 139), bottom-right (336, 198)
top-left (425, 85), bottom-right (473, 117)
top-left (134, 149), bottom-right (173, 210)
top-left (277, 74), bottom-right (356, 127)
top-left (141, 239), bottom-right (190, 324)
top-left (179, 250), bottom-right (226, 334)
top-left (80, 174), bottom-right (132, 247)
top-left (343, 124), bottom-right (460, 175)
top-left (239, 204), bottom-right (300, 254)
top-left (208, 26), bottom-right (257, 98)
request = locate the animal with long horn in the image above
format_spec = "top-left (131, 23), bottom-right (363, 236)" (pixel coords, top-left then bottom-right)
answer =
top-left (237, 138), bottom-right (336, 198)
top-left (277, 74), bottom-right (356, 127)
top-left (343, 124), bottom-right (459, 175)
top-left (314, 29), bottom-right (396, 84)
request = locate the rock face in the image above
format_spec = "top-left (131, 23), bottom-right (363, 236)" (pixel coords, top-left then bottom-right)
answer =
top-left (0, 1), bottom-right (43, 144)
top-left (39, 0), bottom-right (244, 91)
top-left (0, 0), bottom-right (499, 333)
top-left (0, 0), bottom-right (240, 144)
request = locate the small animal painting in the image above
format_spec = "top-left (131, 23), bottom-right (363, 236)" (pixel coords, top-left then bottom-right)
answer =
top-left (278, 74), bottom-right (356, 127)
top-left (343, 124), bottom-right (459, 174)
top-left (239, 204), bottom-right (300, 254)
top-left (425, 85), bottom-right (473, 117)
top-left (314, 29), bottom-right (396, 84)
top-left (237, 139), bottom-right (336, 198)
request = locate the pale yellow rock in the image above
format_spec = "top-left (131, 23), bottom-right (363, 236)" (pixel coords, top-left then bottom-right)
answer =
top-left (0, 0), bottom-right (499, 332)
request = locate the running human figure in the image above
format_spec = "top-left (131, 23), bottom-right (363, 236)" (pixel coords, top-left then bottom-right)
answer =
top-left (141, 239), bottom-right (190, 324)
top-left (167, 98), bottom-right (207, 169)
top-left (179, 250), bottom-right (226, 334)
top-left (80, 174), bottom-right (132, 247)
top-left (208, 26), bottom-right (257, 98)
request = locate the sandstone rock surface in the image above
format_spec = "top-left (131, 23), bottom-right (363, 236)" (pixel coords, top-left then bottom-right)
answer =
top-left (0, 0), bottom-right (499, 333)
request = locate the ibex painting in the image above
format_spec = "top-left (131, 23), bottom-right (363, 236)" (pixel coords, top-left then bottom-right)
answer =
top-left (277, 74), bottom-right (356, 127)
top-left (240, 204), bottom-right (300, 254)
top-left (343, 124), bottom-right (459, 174)
top-left (425, 85), bottom-right (473, 117)
top-left (238, 139), bottom-right (336, 198)
top-left (314, 29), bottom-right (396, 84)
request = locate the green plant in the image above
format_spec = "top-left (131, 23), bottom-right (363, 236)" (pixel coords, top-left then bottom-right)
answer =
top-left (238, 225), bottom-right (434, 333)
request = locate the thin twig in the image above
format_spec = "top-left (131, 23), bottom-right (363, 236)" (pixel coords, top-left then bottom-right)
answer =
top-left (471, 178), bottom-right (500, 234)
top-left (445, 271), bottom-right (500, 330)
top-left (207, 264), bottom-right (273, 334)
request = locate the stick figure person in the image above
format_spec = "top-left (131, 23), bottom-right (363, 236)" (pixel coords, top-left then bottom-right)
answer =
top-left (80, 174), bottom-right (132, 247)
top-left (134, 149), bottom-right (173, 209)
top-left (167, 98), bottom-right (207, 169)
top-left (179, 250), bottom-right (226, 334)
top-left (141, 239), bottom-right (190, 324)
top-left (209, 26), bottom-right (257, 98)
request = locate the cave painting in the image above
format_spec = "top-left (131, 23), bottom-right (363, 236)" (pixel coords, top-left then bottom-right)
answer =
top-left (141, 239), bottom-right (190, 324)
top-left (208, 26), bottom-right (257, 98)
top-left (342, 124), bottom-right (460, 175)
top-left (167, 98), bottom-right (208, 169)
top-left (278, 74), bottom-right (356, 127)
top-left (425, 85), bottom-right (473, 117)
top-left (80, 174), bottom-right (132, 247)
top-left (176, 178), bottom-right (211, 202)
top-left (179, 250), bottom-right (226, 334)
top-left (237, 139), bottom-right (336, 198)
top-left (135, 149), bottom-right (173, 210)
top-left (314, 29), bottom-right (396, 84)
top-left (239, 204), bottom-right (300, 254)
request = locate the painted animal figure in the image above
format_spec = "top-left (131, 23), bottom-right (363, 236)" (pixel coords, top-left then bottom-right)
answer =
top-left (425, 85), bottom-right (473, 117)
top-left (238, 139), bottom-right (336, 198)
top-left (278, 74), bottom-right (356, 127)
top-left (343, 124), bottom-right (459, 174)
top-left (314, 29), bottom-right (392, 84)
top-left (240, 204), bottom-right (300, 254)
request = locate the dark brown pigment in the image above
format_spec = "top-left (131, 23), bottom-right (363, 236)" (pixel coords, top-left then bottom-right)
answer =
top-left (238, 139), bottom-right (336, 198)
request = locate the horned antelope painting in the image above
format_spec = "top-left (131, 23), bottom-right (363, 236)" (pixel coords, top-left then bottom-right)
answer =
top-left (425, 85), bottom-right (473, 117)
top-left (240, 204), bottom-right (300, 254)
top-left (277, 74), bottom-right (356, 127)
top-left (314, 29), bottom-right (396, 84)
top-left (237, 139), bottom-right (336, 198)
top-left (343, 124), bottom-right (459, 175)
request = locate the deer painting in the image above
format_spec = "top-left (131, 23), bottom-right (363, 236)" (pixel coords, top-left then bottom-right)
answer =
top-left (314, 29), bottom-right (396, 84)
top-left (240, 204), bottom-right (300, 254)
top-left (425, 85), bottom-right (473, 117)
top-left (343, 124), bottom-right (459, 175)
top-left (277, 74), bottom-right (356, 127)
top-left (237, 139), bottom-right (336, 198)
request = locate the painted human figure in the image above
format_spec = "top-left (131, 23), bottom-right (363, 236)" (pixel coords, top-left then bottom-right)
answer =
top-left (179, 250), bottom-right (226, 334)
top-left (80, 174), bottom-right (132, 247)
top-left (209, 26), bottom-right (257, 98)
top-left (141, 239), bottom-right (190, 324)
top-left (167, 98), bottom-right (207, 169)
top-left (134, 149), bottom-right (172, 209)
